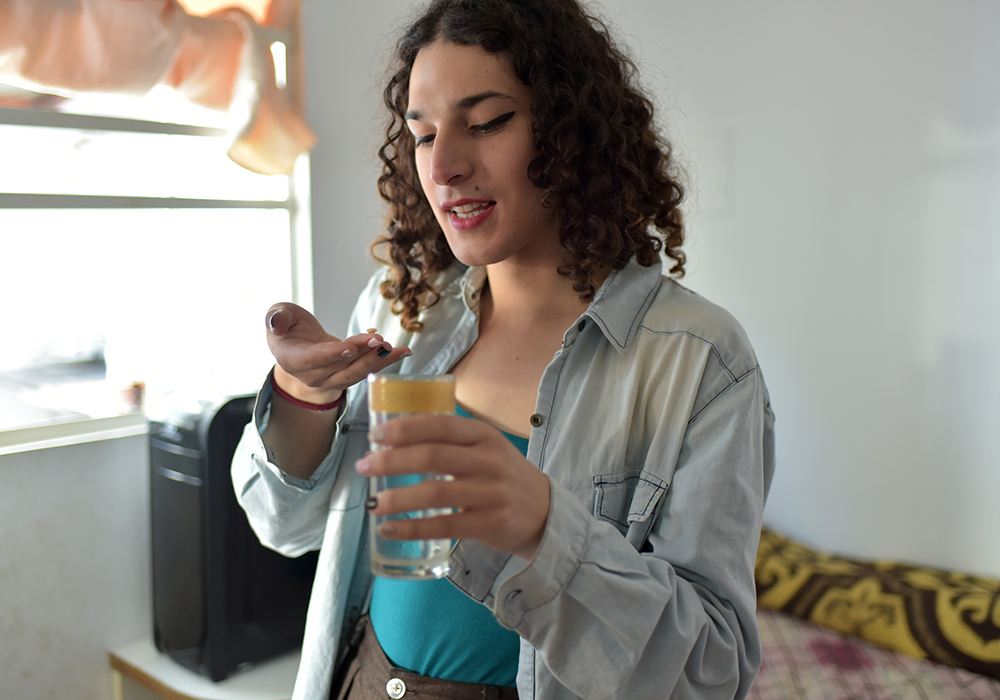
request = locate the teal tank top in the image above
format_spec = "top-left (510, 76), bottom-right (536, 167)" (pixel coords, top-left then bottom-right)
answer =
top-left (368, 406), bottom-right (527, 686)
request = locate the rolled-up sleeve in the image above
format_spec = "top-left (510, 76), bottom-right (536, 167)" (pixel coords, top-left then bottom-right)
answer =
top-left (230, 375), bottom-right (349, 557)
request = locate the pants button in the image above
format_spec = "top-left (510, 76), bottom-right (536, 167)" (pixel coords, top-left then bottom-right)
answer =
top-left (386, 677), bottom-right (406, 698)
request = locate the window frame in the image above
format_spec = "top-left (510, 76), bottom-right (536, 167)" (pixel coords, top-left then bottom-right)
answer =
top-left (0, 27), bottom-right (312, 455)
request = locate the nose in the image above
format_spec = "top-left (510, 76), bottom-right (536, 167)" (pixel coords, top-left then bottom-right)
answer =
top-left (427, 129), bottom-right (473, 186)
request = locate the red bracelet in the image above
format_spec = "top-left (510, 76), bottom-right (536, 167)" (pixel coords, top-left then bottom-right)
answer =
top-left (270, 373), bottom-right (344, 411)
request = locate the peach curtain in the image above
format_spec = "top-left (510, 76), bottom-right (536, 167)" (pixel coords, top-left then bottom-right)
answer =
top-left (0, 0), bottom-right (315, 174)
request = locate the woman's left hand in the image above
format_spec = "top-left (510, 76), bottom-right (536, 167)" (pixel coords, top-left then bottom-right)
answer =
top-left (355, 414), bottom-right (551, 562)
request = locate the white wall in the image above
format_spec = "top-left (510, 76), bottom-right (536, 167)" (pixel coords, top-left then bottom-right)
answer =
top-left (304, 0), bottom-right (1000, 577)
top-left (0, 436), bottom-right (151, 700)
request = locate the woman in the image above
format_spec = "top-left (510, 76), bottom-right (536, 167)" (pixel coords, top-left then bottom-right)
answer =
top-left (232, 0), bottom-right (775, 698)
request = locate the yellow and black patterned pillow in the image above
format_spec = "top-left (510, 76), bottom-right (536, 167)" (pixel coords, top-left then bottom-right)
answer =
top-left (755, 527), bottom-right (1000, 681)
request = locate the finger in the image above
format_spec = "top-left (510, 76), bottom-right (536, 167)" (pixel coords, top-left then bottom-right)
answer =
top-left (373, 476), bottom-right (549, 560)
top-left (369, 475), bottom-right (502, 517)
top-left (273, 331), bottom-right (383, 375)
top-left (359, 442), bottom-right (485, 479)
top-left (266, 302), bottom-right (311, 336)
top-left (326, 344), bottom-right (412, 387)
top-left (276, 337), bottom-right (359, 373)
top-left (370, 413), bottom-right (492, 449)
top-left (354, 444), bottom-right (467, 477)
top-left (371, 345), bottom-right (413, 369)
top-left (338, 332), bottom-right (390, 360)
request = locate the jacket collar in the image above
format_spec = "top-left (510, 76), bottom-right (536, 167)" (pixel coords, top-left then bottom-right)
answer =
top-left (584, 257), bottom-right (663, 354)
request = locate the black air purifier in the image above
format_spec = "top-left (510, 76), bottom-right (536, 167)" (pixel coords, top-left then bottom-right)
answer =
top-left (149, 394), bottom-right (319, 681)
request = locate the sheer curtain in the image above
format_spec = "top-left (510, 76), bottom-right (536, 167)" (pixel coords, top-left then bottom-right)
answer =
top-left (0, 0), bottom-right (315, 174)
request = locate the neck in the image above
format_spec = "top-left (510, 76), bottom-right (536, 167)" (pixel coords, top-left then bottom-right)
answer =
top-left (481, 257), bottom-right (609, 324)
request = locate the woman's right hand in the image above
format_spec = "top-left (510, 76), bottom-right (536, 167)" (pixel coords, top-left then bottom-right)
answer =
top-left (265, 302), bottom-right (411, 405)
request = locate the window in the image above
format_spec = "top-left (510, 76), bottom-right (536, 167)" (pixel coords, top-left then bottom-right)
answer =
top-left (0, 12), bottom-right (310, 446)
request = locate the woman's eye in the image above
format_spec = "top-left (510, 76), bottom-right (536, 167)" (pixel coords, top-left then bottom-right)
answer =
top-left (473, 111), bottom-right (515, 134)
top-left (411, 111), bottom-right (515, 148)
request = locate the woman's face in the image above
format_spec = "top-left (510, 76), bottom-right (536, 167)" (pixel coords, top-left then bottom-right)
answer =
top-left (406, 39), bottom-right (559, 269)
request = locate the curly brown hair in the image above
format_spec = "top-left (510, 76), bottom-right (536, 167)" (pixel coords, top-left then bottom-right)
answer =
top-left (375, 0), bottom-right (685, 331)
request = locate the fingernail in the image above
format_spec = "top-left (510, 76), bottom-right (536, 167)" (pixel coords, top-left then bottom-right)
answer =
top-left (401, 350), bottom-right (413, 358)
top-left (364, 497), bottom-right (377, 510)
top-left (341, 349), bottom-right (357, 358)
top-left (356, 457), bottom-right (372, 475)
top-left (267, 311), bottom-right (278, 332)
top-left (378, 522), bottom-right (397, 537)
top-left (367, 337), bottom-right (383, 348)
top-left (376, 347), bottom-right (390, 358)
top-left (368, 427), bottom-right (385, 443)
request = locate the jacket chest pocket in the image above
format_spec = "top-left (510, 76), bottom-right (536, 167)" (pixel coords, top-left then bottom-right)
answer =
top-left (593, 470), bottom-right (669, 551)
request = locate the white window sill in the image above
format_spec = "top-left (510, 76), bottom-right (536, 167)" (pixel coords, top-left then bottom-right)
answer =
top-left (0, 413), bottom-right (148, 456)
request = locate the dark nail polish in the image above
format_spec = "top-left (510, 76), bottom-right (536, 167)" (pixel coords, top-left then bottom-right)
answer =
top-left (365, 497), bottom-right (378, 510)
top-left (376, 347), bottom-right (390, 358)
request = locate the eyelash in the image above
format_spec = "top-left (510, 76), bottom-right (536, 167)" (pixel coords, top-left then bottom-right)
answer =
top-left (414, 111), bottom-right (516, 147)
top-left (474, 111), bottom-right (516, 134)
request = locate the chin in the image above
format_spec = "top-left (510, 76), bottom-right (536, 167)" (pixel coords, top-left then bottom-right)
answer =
top-left (443, 237), bottom-right (503, 268)
top-left (451, 250), bottom-right (502, 268)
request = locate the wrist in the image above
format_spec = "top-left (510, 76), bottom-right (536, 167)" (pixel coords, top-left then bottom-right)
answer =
top-left (270, 368), bottom-right (344, 411)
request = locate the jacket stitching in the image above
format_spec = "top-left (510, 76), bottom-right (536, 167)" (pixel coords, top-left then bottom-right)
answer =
top-left (688, 365), bottom-right (760, 425)
top-left (594, 476), bottom-right (667, 527)
top-left (636, 326), bottom-right (740, 383)
top-left (591, 280), bottom-right (659, 350)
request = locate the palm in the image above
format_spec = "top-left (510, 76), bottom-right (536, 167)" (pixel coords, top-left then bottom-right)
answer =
top-left (264, 302), bottom-right (410, 397)
top-left (267, 304), bottom-right (342, 373)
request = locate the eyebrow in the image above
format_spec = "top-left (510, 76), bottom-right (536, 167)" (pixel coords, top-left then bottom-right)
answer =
top-left (405, 90), bottom-right (513, 121)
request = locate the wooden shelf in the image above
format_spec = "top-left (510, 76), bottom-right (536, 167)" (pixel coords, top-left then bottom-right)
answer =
top-left (109, 637), bottom-right (299, 700)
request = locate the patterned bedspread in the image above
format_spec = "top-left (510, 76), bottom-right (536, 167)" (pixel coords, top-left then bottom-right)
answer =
top-left (749, 608), bottom-right (1000, 700)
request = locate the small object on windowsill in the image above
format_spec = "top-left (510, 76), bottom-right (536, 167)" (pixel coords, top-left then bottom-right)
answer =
top-left (119, 381), bottom-right (146, 414)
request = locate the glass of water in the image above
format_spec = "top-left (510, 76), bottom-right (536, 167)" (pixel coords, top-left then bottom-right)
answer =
top-left (367, 373), bottom-right (455, 580)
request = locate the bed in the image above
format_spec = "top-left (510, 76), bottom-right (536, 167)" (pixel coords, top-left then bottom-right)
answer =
top-left (751, 528), bottom-right (1000, 699)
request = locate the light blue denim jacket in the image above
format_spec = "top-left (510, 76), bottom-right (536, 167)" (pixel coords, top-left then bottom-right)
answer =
top-left (232, 257), bottom-right (775, 700)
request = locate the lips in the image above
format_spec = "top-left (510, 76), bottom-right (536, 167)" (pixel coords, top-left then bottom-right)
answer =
top-left (442, 199), bottom-right (496, 230)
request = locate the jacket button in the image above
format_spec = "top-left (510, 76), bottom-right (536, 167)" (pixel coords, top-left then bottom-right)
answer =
top-left (386, 677), bottom-right (406, 698)
top-left (529, 414), bottom-right (543, 427)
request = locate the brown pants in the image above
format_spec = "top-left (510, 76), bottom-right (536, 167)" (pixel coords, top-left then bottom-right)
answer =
top-left (331, 615), bottom-right (519, 700)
